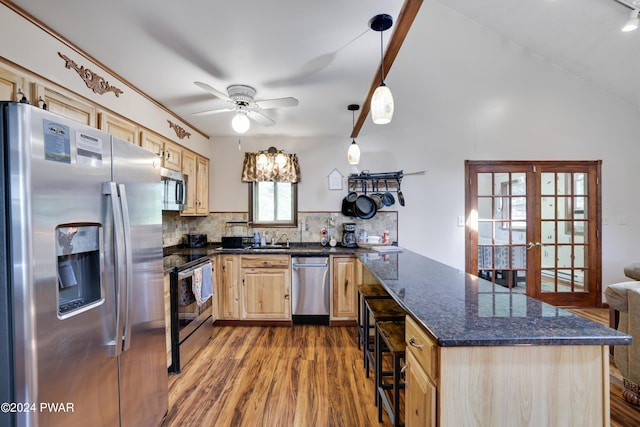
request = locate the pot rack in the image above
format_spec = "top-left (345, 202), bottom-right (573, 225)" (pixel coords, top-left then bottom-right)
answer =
top-left (347, 170), bottom-right (405, 194)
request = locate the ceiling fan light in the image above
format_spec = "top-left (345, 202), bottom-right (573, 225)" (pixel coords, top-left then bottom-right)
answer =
top-left (347, 140), bottom-right (360, 165)
top-left (231, 111), bottom-right (250, 133)
top-left (371, 84), bottom-right (394, 125)
top-left (622, 9), bottom-right (640, 32)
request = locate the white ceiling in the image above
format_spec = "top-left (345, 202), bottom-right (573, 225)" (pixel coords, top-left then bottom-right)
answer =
top-left (9, 0), bottom-right (640, 139)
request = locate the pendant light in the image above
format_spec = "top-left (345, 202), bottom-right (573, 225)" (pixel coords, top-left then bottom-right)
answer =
top-left (347, 104), bottom-right (361, 165)
top-left (369, 14), bottom-right (394, 125)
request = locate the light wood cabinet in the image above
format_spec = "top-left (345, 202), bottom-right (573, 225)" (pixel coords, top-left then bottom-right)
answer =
top-left (331, 256), bottom-right (359, 320)
top-left (218, 255), bottom-right (240, 320)
top-left (181, 149), bottom-right (209, 216)
top-left (98, 111), bottom-right (138, 145)
top-left (32, 84), bottom-right (96, 126)
top-left (0, 65), bottom-right (28, 103)
top-left (140, 130), bottom-right (182, 170)
top-left (240, 255), bottom-right (291, 320)
top-left (405, 350), bottom-right (436, 427)
top-left (404, 315), bottom-right (610, 426)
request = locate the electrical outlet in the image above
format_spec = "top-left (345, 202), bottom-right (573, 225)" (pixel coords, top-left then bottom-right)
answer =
top-left (457, 216), bottom-right (465, 227)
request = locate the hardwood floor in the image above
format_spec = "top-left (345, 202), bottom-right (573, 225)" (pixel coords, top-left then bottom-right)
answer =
top-left (164, 310), bottom-right (640, 426)
top-left (163, 325), bottom-right (389, 427)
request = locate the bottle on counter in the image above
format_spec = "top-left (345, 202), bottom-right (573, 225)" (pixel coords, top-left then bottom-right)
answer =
top-left (383, 230), bottom-right (390, 243)
top-left (261, 232), bottom-right (267, 246)
top-left (253, 232), bottom-right (260, 247)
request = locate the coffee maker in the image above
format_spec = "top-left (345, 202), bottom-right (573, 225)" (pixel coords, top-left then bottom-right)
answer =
top-left (341, 223), bottom-right (357, 247)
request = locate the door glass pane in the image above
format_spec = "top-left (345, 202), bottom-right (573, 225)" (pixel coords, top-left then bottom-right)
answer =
top-left (494, 173), bottom-right (509, 195)
top-left (495, 224), bottom-right (509, 244)
top-left (557, 173), bottom-right (571, 195)
top-left (541, 196), bottom-right (555, 219)
top-left (478, 246), bottom-right (493, 269)
top-left (478, 221), bottom-right (492, 243)
top-left (541, 221), bottom-right (555, 244)
top-left (541, 173), bottom-right (555, 194)
top-left (541, 270), bottom-right (556, 292)
top-left (557, 270), bottom-right (574, 292)
top-left (495, 246), bottom-right (509, 269)
top-left (574, 173), bottom-right (586, 195)
top-left (558, 221), bottom-right (572, 244)
top-left (574, 245), bottom-right (585, 268)
top-left (477, 173), bottom-right (493, 196)
top-left (478, 197), bottom-right (493, 220)
top-left (542, 246), bottom-right (555, 269)
top-left (512, 229), bottom-right (526, 244)
top-left (558, 196), bottom-right (571, 220)
top-left (557, 246), bottom-right (572, 268)
top-left (512, 246), bottom-right (526, 268)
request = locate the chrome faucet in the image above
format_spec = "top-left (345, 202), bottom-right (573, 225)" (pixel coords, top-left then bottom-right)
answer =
top-left (275, 233), bottom-right (290, 247)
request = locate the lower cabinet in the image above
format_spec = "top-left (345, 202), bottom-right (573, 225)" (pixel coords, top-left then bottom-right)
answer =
top-left (218, 254), bottom-right (240, 320)
top-left (405, 350), bottom-right (437, 427)
top-left (331, 256), bottom-right (360, 321)
top-left (240, 255), bottom-right (291, 320)
top-left (218, 254), bottom-right (291, 321)
top-left (405, 315), bottom-right (610, 426)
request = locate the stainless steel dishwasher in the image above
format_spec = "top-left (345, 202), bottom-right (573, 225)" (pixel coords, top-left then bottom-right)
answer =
top-left (291, 256), bottom-right (330, 325)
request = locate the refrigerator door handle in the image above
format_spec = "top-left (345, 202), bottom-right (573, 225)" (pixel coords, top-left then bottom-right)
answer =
top-left (118, 183), bottom-right (134, 352)
top-left (103, 182), bottom-right (126, 357)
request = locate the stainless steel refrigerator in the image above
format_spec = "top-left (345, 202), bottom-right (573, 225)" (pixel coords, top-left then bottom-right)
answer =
top-left (0, 102), bottom-right (168, 427)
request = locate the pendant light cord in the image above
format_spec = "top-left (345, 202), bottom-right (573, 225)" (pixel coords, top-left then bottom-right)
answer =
top-left (379, 30), bottom-right (385, 84)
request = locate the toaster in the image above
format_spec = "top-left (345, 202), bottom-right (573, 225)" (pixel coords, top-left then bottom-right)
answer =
top-left (186, 234), bottom-right (207, 248)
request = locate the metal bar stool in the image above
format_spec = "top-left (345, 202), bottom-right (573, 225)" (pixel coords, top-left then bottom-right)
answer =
top-left (376, 321), bottom-right (406, 427)
top-left (363, 297), bottom-right (405, 379)
top-left (357, 283), bottom-right (391, 350)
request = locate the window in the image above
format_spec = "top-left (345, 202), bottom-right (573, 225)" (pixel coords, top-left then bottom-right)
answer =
top-left (249, 181), bottom-right (297, 227)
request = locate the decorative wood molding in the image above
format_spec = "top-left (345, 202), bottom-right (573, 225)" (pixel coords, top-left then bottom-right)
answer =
top-left (58, 52), bottom-right (123, 98)
top-left (168, 120), bottom-right (191, 139)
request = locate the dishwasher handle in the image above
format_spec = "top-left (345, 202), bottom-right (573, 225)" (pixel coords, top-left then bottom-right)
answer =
top-left (292, 263), bottom-right (328, 268)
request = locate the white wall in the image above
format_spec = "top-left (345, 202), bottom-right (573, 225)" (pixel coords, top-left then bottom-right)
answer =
top-left (210, 1), bottom-right (640, 290)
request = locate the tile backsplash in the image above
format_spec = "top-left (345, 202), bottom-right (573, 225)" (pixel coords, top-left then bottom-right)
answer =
top-left (162, 211), bottom-right (398, 247)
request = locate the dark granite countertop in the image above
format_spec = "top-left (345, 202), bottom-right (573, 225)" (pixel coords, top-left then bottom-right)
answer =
top-left (358, 249), bottom-right (631, 347)
top-left (163, 243), bottom-right (361, 273)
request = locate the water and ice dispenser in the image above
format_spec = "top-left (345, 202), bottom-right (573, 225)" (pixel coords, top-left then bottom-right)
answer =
top-left (56, 225), bottom-right (102, 316)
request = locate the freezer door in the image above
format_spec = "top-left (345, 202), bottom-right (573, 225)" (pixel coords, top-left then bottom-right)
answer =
top-left (5, 103), bottom-right (120, 427)
top-left (111, 137), bottom-right (168, 427)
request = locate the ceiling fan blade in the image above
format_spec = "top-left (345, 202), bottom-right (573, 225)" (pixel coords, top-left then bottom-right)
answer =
top-left (254, 97), bottom-right (299, 110)
top-left (191, 107), bottom-right (235, 116)
top-left (194, 81), bottom-right (232, 101)
top-left (247, 110), bottom-right (275, 126)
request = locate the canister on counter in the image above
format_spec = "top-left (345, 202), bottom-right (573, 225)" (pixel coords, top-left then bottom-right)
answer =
top-left (253, 231), bottom-right (260, 247)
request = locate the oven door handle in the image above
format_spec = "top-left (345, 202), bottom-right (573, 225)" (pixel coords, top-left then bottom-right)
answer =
top-left (178, 260), bottom-right (212, 279)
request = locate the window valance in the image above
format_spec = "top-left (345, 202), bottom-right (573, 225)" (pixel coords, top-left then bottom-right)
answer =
top-left (241, 147), bottom-right (300, 183)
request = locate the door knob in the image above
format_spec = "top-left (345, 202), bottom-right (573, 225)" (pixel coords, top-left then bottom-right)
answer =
top-left (526, 242), bottom-right (542, 250)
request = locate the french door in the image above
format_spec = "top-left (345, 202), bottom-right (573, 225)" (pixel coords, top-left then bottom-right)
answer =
top-left (465, 161), bottom-right (602, 307)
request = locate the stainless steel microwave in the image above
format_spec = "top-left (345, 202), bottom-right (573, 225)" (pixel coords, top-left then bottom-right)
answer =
top-left (161, 167), bottom-right (186, 211)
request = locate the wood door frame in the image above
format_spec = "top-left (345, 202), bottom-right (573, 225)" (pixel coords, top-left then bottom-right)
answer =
top-left (465, 160), bottom-right (603, 307)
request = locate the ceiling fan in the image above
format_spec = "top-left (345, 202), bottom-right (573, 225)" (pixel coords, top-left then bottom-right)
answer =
top-left (192, 81), bottom-right (298, 133)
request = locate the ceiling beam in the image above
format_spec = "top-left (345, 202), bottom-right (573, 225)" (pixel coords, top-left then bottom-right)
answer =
top-left (351, 0), bottom-right (424, 138)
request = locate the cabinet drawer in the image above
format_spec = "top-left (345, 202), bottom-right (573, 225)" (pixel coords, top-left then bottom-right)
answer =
top-left (406, 316), bottom-right (438, 380)
top-left (241, 255), bottom-right (290, 269)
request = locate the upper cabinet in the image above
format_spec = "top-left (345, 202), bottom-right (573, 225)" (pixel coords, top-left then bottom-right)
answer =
top-left (140, 130), bottom-right (182, 171)
top-left (181, 149), bottom-right (209, 216)
top-left (32, 84), bottom-right (96, 127)
top-left (98, 111), bottom-right (138, 145)
top-left (0, 65), bottom-right (27, 103)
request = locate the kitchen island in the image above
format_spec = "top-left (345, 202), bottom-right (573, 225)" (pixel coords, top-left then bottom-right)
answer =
top-left (358, 249), bottom-right (631, 427)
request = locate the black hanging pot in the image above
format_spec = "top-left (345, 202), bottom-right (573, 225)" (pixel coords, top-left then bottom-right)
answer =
top-left (355, 195), bottom-right (377, 219)
top-left (341, 197), bottom-right (357, 217)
